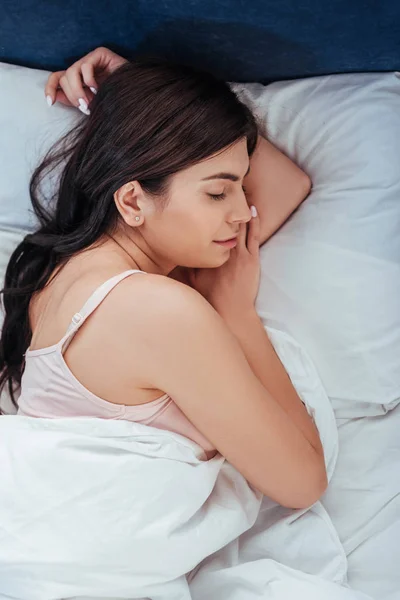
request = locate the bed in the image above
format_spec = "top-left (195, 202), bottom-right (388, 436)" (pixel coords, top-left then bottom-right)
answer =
top-left (0, 2), bottom-right (399, 599)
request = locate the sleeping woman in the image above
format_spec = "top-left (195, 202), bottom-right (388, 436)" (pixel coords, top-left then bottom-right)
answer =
top-left (0, 47), bottom-right (327, 509)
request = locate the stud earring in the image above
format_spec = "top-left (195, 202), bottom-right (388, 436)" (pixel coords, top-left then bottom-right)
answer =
top-left (135, 216), bottom-right (140, 221)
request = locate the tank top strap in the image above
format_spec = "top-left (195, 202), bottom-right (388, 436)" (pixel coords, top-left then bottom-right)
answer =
top-left (59, 269), bottom-right (146, 353)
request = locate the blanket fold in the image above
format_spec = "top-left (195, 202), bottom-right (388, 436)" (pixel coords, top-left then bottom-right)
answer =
top-left (0, 327), bottom-right (373, 599)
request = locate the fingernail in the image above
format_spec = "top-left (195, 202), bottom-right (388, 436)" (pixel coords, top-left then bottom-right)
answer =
top-left (78, 98), bottom-right (88, 111)
top-left (251, 205), bottom-right (258, 218)
top-left (90, 86), bottom-right (97, 94)
top-left (46, 95), bottom-right (53, 107)
top-left (78, 105), bottom-right (91, 116)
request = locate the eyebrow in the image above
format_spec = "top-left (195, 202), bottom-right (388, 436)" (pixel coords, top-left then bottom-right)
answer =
top-left (201, 164), bottom-right (251, 182)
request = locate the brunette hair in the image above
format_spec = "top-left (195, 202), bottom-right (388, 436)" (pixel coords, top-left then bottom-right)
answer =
top-left (0, 57), bottom-right (258, 410)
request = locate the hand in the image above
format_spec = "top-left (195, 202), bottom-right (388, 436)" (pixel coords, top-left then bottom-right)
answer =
top-left (45, 47), bottom-right (128, 112)
top-left (187, 208), bottom-right (261, 321)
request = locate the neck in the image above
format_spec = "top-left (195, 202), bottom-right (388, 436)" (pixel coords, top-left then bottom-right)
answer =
top-left (105, 227), bottom-right (176, 276)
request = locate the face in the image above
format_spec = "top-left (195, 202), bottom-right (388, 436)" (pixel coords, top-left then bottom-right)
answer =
top-left (138, 138), bottom-right (252, 271)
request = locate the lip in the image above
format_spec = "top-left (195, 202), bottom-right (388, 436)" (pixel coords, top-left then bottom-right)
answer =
top-left (214, 237), bottom-right (238, 248)
top-left (216, 236), bottom-right (237, 242)
top-left (215, 233), bottom-right (239, 242)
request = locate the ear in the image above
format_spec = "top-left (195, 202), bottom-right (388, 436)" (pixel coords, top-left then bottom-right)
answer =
top-left (113, 181), bottom-right (146, 226)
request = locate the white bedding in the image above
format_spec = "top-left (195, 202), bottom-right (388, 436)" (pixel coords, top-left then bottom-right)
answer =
top-left (0, 327), bottom-right (373, 600)
top-left (0, 64), bottom-right (399, 598)
top-left (233, 72), bottom-right (400, 599)
top-left (322, 404), bottom-right (400, 600)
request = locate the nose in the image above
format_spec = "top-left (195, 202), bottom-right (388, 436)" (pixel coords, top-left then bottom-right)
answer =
top-left (228, 193), bottom-right (252, 225)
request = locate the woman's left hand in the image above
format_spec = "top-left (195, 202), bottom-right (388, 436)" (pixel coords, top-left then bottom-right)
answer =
top-left (45, 47), bottom-right (127, 112)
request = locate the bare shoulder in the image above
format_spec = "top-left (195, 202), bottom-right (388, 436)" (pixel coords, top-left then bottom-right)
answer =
top-left (106, 271), bottom-right (327, 508)
top-left (111, 270), bottom-right (236, 375)
top-left (109, 271), bottom-right (217, 355)
top-left (115, 271), bottom-right (208, 322)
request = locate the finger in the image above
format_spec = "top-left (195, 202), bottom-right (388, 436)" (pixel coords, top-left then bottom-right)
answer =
top-left (59, 74), bottom-right (90, 115)
top-left (54, 88), bottom-right (71, 105)
top-left (247, 206), bottom-right (261, 257)
top-left (64, 65), bottom-right (90, 107)
top-left (45, 71), bottom-right (64, 106)
top-left (87, 46), bottom-right (126, 73)
top-left (235, 222), bottom-right (248, 252)
top-left (81, 61), bottom-right (98, 94)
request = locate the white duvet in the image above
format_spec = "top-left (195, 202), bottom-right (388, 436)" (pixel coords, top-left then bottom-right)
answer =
top-left (0, 65), bottom-right (399, 600)
top-left (0, 327), bottom-right (374, 600)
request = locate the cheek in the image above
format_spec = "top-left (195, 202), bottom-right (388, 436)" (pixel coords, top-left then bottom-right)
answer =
top-left (152, 195), bottom-right (221, 249)
top-left (168, 206), bottom-right (215, 242)
top-left (149, 214), bottom-right (199, 253)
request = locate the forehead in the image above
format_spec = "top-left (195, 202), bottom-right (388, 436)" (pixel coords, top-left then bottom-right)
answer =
top-left (177, 138), bottom-right (249, 182)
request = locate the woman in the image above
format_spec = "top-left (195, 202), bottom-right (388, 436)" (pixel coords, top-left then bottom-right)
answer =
top-left (0, 48), bottom-right (326, 509)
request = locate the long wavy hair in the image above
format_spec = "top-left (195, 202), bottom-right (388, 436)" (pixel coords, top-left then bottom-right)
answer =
top-left (0, 57), bottom-right (258, 411)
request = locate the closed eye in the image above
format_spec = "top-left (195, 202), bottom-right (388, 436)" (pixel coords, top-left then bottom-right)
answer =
top-left (209, 192), bottom-right (226, 201)
top-left (209, 186), bottom-right (247, 202)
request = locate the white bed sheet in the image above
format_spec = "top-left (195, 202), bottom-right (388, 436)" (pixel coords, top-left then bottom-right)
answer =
top-left (231, 71), bottom-right (400, 599)
top-left (0, 327), bottom-right (373, 600)
top-left (0, 64), bottom-right (399, 598)
top-left (322, 402), bottom-right (400, 600)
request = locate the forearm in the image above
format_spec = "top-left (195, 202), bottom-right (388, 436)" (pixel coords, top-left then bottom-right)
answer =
top-left (245, 135), bottom-right (312, 246)
top-left (227, 310), bottom-right (323, 455)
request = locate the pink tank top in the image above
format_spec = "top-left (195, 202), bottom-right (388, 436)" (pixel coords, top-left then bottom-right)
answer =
top-left (18, 269), bottom-right (217, 459)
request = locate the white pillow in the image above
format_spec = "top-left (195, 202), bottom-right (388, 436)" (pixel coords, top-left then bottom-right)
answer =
top-left (232, 73), bottom-right (400, 417)
top-left (0, 63), bottom-right (79, 231)
top-left (0, 63), bottom-right (79, 413)
top-left (0, 228), bottom-right (26, 414)
top-left (1, 62), bottom-right (399, 418)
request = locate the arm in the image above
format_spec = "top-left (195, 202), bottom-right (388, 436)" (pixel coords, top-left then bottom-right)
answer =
top-left (225, 309), bottom-right (323, 455)
top-left (245, 135), bottom-right (312, 246)
top-left (131, 277), bottom-right (327, 509)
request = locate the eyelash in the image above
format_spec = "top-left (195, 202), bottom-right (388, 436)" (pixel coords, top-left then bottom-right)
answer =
top-left (209, 186), bottom-right (247, 202)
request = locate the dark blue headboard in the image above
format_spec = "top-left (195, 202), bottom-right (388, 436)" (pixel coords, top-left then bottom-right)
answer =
top-left (1, 0), bottom-right (399, 83)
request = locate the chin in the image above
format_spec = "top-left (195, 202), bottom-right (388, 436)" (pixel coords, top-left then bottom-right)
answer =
top-left (201, 254), bottom-right (230, 268)
top-left (187, 247), bottom-right (231, 269)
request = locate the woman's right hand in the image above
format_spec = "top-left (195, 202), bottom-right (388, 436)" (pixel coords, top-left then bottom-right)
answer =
top-left (45, 47), bottom-right (127, 113)
top-left (187, 206), bottom-right (261, 323)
